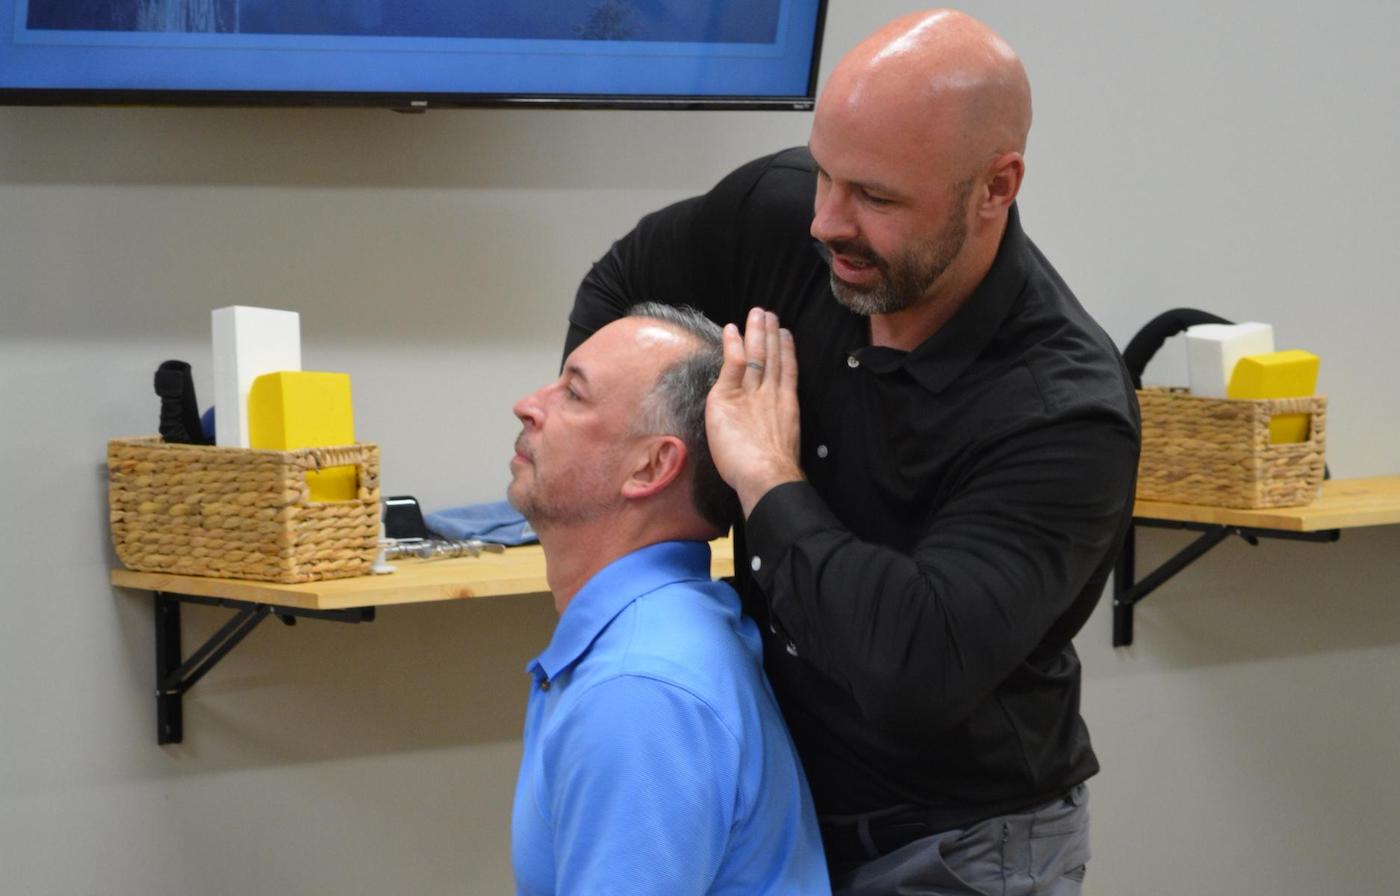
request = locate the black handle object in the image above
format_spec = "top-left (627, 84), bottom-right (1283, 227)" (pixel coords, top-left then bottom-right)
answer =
top-left (154, 360), bottom-right (208, 445)
top-left (383, 495), bottom-right (434, 540)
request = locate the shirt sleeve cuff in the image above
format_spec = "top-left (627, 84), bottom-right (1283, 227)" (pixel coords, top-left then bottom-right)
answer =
top-left (744, 480), bottom-right (842, 589)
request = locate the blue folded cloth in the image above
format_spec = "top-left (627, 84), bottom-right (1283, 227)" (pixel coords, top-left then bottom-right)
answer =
top-left (425, 499), bottom-right (537, 546)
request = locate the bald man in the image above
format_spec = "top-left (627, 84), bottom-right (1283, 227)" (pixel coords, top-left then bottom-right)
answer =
top-left (565, 10), bottom-right (1139, 895)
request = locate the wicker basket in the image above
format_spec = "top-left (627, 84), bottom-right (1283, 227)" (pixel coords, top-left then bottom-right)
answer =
top-left (1136, 388), bottom-right (1326, 508)
top-left (108, 437), bottom-right (381, 583)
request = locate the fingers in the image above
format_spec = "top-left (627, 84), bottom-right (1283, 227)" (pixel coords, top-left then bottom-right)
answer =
top-left (742, 307), bottom-right (768, 389)
top-left (715, 323), bottom-right (748, 391)
top-left (779, 327), bottom-right (798, 394)
top-left (730, 307), bottom-right (797, 393)
top-left (764, 311), bottom-right (783, 385)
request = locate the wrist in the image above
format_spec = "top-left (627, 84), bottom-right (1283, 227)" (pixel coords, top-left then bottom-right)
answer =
top-left (735, 461), bottom-right (804, 519)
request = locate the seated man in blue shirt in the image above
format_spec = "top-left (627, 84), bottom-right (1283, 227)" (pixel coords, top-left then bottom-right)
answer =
top-left (508, 303), bottom-right (830, 895)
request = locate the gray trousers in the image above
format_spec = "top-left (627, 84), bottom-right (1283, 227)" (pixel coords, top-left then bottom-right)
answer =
top-left (832, 785), bottom-right (1090, 896)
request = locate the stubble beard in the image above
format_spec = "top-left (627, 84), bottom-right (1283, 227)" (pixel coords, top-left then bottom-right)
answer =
top-left (507, 437), bottom-right (624, 529)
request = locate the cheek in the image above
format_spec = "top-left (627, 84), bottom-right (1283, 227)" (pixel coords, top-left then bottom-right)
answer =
top-left (538, 427), bottom-right (590, 476)
top-left (882, 210), bottom-right (944, 253)
top-left (856, 219), bottom-right (904, 260)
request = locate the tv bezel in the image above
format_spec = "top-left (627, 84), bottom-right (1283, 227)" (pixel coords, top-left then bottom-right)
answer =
top-left (0, 1), bottom-right (828, 111)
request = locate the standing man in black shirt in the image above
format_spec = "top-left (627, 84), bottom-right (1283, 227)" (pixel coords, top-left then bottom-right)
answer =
top-left (565, 9), bottom-right (1140, 895)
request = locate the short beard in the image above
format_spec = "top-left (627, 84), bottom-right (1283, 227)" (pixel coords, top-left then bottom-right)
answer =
top-left (826, 179), bottom-right (973, 317)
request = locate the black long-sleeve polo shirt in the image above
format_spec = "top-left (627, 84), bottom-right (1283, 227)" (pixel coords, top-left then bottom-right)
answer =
top-left (566, 147), bottom-right (1141, 833)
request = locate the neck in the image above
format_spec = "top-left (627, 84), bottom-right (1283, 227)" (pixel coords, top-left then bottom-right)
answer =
top-left (536, 512), bottom-right (711, 614)
top-left (868, 215), bottom-right (1006, 351)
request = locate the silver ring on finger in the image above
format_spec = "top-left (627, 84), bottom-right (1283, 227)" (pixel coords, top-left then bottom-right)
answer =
top-left (746, 361), bottom-right (766, 372)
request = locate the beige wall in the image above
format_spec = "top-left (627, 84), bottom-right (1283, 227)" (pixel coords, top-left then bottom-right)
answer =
top-left (2, 2), bottom-right (1397, 893)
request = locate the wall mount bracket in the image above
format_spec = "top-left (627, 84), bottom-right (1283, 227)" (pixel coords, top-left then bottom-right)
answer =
top-left (154, 592), bottom-right (374, 745)
top-left (1112, 518), bottom-right (1340, 647)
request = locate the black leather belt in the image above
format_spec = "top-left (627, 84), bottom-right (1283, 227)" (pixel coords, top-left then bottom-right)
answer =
top-left (819, 788), bottom-right (1079, 866)
top-left (819, 804), bottom-right (939, 865)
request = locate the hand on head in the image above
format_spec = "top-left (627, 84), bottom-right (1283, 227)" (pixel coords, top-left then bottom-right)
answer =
top-left (705, 307), bottom-right (804, 517)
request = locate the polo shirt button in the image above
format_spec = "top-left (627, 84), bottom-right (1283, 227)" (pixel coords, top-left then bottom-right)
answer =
top-left (816, 445), bottom-right (829, 459)
top-left (847, 356), bottom-right (860, 368)
top-left (786, 641), bottom-right (799, 657)
top-left (538, 679), bottom-right (550, 692)
top-left (750, 555), bottom-right (762, 572)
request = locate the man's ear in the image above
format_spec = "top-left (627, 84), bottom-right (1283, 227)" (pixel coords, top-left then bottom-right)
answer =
top-left (977, 151), bottom-right (1024, 219)
top-left (620, 436), bottom-right (687, 500)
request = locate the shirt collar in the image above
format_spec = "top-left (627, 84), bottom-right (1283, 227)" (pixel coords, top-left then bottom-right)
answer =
top-left (853, 203), bottom-right (1031, 394)
top-left (526, 540), bottom-right (713, 683)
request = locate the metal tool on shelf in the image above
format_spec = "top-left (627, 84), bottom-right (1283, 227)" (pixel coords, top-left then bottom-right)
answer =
top-left (380, 538), bottom-right (506, 561)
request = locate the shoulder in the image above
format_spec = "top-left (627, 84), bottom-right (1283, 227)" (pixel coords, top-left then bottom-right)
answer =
top-left (620, 579), bottom-right (757, 685)
top-left (630, 146), bottom-right (817, 272)
top-left (549, 668), bottom-right (745, 771)
top-left (695, 148), bottom-right (824, 312)
top-left (704, 146), bottom-right (814, 213)
top-left (1007, 236), bottom-right (1137, 426)
top-left (711, 146), bottom-right (814, 194)
top-left (578, 579), bottom-right (760, 726)
top-left (936, 230), bottom-right (1137, 454)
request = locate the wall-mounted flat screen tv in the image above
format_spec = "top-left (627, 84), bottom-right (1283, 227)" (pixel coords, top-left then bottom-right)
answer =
top-left (1, 0), bottom-right (828, 109)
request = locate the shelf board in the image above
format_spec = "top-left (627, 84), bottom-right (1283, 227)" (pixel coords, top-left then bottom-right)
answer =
top-left (113, 536), bottom-right (735, 611)
top-left (1132, 475), bottom-right (1400, 532)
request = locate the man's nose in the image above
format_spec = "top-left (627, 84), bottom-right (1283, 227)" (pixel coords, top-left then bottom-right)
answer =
top-left (811, 187), bottom-right (857, 245)
top-left (513, 387), bottom-right (545, 427)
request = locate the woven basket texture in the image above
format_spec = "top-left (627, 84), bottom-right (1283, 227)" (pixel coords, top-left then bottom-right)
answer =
top-left (108, 437), bottom-right (381, 583)
top-left (1136, 388), bottom-right (1326, 509)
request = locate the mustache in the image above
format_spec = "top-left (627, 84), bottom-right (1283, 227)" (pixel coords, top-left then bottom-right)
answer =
top-left (813, 238), bottom-right (883, 267)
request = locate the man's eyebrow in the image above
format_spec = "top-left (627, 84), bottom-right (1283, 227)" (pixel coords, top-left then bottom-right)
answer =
top-left (846, 174), bottom-right (908, 199)
top-left (563, 363), bottom-right (591, 387)
top-left (810, 157), bottom-right (907, 200)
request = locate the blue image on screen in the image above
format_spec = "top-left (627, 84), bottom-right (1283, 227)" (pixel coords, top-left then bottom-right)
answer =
top-left (25, 0), bottom-right (780, 43)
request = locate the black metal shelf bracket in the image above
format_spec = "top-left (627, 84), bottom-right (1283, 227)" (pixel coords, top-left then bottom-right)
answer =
top-left (154, 592), bottom-right (375, 745)
top-left (1112, 518), bottom-right (1341, 647)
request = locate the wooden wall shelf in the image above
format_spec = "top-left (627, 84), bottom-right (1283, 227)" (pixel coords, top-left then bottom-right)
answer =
top-left (1114, 476), bottom-right (1400, 646)
top-left (115, 538), bottom-right (734, 744)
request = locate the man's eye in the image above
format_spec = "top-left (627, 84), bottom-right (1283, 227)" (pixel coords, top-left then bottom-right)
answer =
top-left (862, 191), bottom-right (893, 206)
top-left (564, 386), bottom-right (581, 401)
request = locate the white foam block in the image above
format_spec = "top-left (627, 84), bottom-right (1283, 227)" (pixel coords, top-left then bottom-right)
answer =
top-left (211, 306), bottom-right (301, 447)
top-left (1184, 322), bottom-right (1274, 398)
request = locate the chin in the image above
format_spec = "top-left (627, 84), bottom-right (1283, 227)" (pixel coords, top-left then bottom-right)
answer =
top-left (832, 284), bottom-right (892, 316)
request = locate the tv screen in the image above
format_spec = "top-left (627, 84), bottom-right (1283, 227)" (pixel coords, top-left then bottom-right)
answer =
top-left (1, 0), bottom-right (828, 109)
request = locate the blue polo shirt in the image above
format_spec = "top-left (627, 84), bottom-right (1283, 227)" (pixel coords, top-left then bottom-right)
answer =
top-left (512, 540), bottom-right (830, 895)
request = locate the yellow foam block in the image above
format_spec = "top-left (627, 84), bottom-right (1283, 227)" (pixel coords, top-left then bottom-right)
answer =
top-left (248, 371), bottom-right (357, 501)
top-left (1226, 350), bottom-right (1320, 443)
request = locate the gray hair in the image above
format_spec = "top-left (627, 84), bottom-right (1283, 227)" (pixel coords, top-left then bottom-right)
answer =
top-left (626, 303), bottom-right (739, 534)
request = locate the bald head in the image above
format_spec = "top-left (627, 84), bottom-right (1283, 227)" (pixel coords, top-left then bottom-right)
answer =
top-left (822, 9), bottom-right (1031, 172)
top-left (807, 10), bottom-right (1034, 340)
